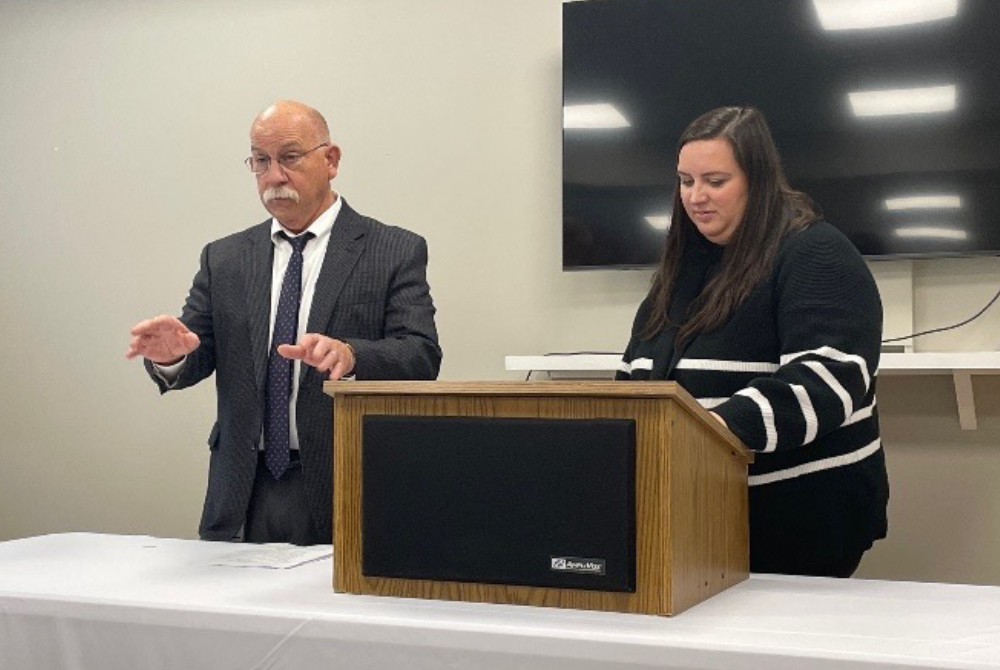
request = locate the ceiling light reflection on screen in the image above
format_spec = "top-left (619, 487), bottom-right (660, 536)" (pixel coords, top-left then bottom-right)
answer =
top-left (894, 226), bottom-right (968, 240)
top-left (563, 103), bottom-right (631, 129)
top-left (644, 214), bottom-right (672, 231)
top-left (885, 195), bottom-right (962, 210)
top-left (813, 0), bottom-right (958, 31)
top-left (848, 85), bottom-right (956, 117)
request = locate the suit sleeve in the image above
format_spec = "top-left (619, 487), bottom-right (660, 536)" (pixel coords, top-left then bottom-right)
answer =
top-left (143, 243), bottom-right (217, 393)
top-left (712, 230), bottom-right (882, 453)
top-left (347, 235), bottom-right (442, 380)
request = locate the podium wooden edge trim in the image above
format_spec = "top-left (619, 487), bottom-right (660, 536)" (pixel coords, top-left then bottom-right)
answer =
top-left (324, 380), bottom-right (752, 463)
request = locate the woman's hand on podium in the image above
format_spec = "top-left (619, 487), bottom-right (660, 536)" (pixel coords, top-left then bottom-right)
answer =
top-left (126, 315), bottom-right (200, 365)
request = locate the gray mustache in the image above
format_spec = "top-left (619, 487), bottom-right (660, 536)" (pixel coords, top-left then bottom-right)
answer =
top-left (263, 186), bottom-right (300, 203)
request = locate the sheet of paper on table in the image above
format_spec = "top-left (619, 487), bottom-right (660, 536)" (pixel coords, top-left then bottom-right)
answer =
top-left (211, 544), bottom-right (333, 569)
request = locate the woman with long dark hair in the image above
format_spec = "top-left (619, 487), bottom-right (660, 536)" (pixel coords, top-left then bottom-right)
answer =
top-left (618, 106), bottom-right (889, 577)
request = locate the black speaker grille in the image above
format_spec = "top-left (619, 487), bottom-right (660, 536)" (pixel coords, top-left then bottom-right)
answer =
top-left (361, 415), bottom-right (636, 592)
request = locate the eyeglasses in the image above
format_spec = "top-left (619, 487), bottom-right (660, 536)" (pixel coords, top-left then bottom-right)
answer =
top-left (245, 143), bottom-right (329, 175)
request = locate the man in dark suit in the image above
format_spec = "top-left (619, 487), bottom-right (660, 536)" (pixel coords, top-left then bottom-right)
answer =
top-left (126, 100), bottom-right (441, 545)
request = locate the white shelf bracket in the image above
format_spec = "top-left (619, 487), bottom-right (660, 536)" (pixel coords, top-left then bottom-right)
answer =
top-left (952, 372), bottom-right (977, 431)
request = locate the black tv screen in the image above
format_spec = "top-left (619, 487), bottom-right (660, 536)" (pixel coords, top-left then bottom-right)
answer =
top-left (563, 0), bottom-right (1000, 268)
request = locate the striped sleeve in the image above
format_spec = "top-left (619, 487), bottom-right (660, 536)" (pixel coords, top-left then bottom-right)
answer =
top-left (616, 339), bottom-right (636, 381)
top-left (616, 297), bottom-right (652, 380)
top-left (712, 228), bottom-right (882, 452)
top-left (617, 332), bottom-right (655, 379)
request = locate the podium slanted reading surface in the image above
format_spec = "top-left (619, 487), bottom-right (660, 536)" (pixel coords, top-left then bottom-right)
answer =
top-left (323, 381), bottom-right (753, 616)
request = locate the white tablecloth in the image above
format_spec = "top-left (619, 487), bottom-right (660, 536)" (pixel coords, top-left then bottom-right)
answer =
top-left (0, 533), bottom-right (998, 669)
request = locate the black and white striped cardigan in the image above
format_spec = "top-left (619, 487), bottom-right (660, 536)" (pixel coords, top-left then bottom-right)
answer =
top-left (617, 221), bottom-right (889, 570)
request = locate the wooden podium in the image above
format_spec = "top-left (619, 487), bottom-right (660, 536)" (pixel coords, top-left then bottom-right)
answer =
top-left (323, 381), bottom-right (752, 616)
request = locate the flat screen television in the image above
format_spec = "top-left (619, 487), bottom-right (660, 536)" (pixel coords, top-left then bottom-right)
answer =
top-left (563, 0), bottom-right (1000, 268)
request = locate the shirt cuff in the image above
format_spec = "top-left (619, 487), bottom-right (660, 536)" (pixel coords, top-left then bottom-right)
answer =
top-left (151, 356), bottom-right (186, 388)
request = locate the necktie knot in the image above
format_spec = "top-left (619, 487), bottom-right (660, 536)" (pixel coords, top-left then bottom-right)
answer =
top-left (280, 231), bottom-right (314, 254)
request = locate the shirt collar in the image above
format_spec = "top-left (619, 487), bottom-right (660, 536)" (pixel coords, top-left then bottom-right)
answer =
top-left (269, 192), bottom-right (342, 246)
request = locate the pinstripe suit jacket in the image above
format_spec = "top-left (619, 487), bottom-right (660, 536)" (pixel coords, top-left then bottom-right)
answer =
top-left (145, 200), bottom-right (442, 543)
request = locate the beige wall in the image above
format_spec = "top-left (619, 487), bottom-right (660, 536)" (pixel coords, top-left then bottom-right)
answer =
top-left (2, 0), bottom-right (998, 584)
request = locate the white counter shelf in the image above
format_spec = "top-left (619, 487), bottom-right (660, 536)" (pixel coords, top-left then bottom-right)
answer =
top-left (506, 352), bottom-right (1000, 430)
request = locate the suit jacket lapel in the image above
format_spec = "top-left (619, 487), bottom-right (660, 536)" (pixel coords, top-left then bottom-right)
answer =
top-left (246, 222), bottom-right (273, 396)
top-left (301, 200), bottom-right (367, 385)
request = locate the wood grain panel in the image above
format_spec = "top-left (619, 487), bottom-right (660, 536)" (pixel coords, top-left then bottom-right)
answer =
top-left (326, 382), bottom-right (749, 615)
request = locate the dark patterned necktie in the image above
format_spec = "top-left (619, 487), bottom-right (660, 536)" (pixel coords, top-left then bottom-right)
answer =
top-left (264, 231), bottom-right (314, 480)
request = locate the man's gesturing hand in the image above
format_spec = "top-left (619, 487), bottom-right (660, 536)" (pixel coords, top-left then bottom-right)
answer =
top-left (126, 315), bottom-right (200, 365)
top-left (278, 334), bottom-right (355, 379)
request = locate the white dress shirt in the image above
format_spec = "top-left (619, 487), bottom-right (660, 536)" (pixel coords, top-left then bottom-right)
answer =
top-left (155, 193), bottom-right (343, 451)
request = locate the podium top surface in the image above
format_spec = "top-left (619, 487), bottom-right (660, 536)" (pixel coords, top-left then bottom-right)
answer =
top-left (325, 380), bottom-right (689, 397)
top-left (323, 380), bottom-right (749, 457)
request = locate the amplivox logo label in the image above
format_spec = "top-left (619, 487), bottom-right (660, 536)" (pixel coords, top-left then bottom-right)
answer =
top-left (550, 556), bottom-right (606, 575)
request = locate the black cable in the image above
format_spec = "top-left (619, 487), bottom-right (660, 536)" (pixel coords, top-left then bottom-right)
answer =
top-left (532, 280), bottom-right (1000, 349)
top-left (882, 280), bottom-right (1000, 344)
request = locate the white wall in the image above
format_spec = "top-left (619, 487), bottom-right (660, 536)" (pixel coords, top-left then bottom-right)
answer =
top-left (2, 0), bottom-right (999, 584)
